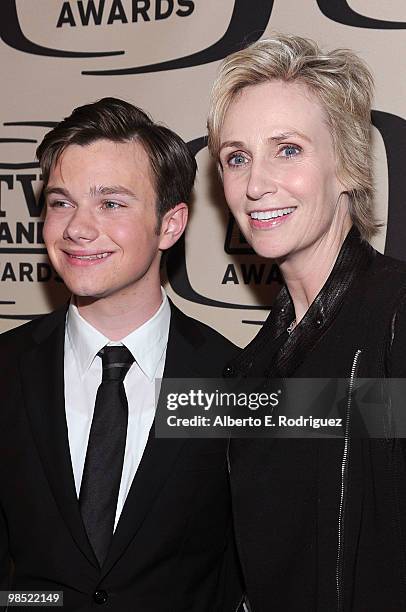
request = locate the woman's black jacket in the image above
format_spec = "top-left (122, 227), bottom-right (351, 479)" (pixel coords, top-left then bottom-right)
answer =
top-left (226, 227), bottom-right (406, 612)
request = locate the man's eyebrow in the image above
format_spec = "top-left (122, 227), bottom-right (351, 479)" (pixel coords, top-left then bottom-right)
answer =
top-left (43, 185), bottom-right (138, 198)
top-left (91, 185), bottom-right (138, 198)
top-left (43, 186), bottom-right (71, 198)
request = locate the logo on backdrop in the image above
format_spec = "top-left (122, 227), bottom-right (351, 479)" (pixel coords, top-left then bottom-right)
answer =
top-left (56, 0), bottom-right (195, 27)
top-left (2, 1), bottom-right (405, 76)
top-left (316, 0), bottom-right (406, 29)
top-left (166, 137), bottom-right (278, 315)
top-left (1, 113), bottom-right (405, 321)
top-left (0, 121), bottom-right (65, 320)
top-left (0, 0), bottom-right (274, 75)
top-left (0, 130), bottom-right (280, 321)
top-left (166, 119), bottom-right (406, 314)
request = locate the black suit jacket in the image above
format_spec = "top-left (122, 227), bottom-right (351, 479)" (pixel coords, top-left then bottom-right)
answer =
top-left (0, 302), bottom-right (243, 611)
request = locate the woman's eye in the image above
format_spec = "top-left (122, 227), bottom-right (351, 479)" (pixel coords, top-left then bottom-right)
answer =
top-left (279, 145), bottom-right (301, 158)
top-left (228, 152), bottom-right (248, 167)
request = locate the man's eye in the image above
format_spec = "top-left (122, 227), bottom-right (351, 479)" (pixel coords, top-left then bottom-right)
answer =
top-left (228, 152), bottom-right (248, 167)
top-left (103, 201), bottom-right (121, 209)
top-left (279, 145), bottom-right (301, 158)
top-left (48, 200), bottom-right (70, 208)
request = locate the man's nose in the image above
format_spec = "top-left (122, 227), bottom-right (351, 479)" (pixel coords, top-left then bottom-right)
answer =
top-left (63, 208), bottom-right (99, 242)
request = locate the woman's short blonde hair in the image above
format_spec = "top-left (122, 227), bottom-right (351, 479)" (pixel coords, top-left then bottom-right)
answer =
top-left (207, 33), bottom-right (379, 240)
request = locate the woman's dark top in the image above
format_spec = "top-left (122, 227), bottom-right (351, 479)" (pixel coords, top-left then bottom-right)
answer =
top-left (226, 227), bottom-right (406, 612)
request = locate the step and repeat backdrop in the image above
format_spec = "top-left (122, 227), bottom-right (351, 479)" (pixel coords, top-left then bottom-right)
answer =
top-left (1, 0), bottom-right (405, 345)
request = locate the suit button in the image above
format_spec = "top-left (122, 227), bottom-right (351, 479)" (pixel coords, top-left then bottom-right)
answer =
top-left (223, 365), bottom-right (236, 378)
top-left (93, 590), bottom-right (108, 604)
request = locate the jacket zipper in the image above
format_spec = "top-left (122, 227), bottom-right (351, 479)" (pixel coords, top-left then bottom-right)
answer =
top-left (232, 594), bottom-right (250, 612)
top-left (227, 443), bottom-right (252, 612)
top-left (336, 349), bottom-right (361, 612)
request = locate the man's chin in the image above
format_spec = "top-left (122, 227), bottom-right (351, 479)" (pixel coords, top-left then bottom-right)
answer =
top-left (67, 286), bottom-right (108, 304)
top-left (73, 295), bottom-right (101, 307)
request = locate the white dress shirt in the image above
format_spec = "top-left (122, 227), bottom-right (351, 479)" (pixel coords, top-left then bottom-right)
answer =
top-left (64, 290), bottom-right (170, 529)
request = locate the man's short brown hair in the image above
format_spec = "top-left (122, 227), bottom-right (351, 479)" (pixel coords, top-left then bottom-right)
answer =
top-left (37, 97), bottom-right (197, 223)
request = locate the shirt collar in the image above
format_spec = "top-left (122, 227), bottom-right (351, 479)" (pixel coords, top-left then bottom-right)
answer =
top-left (66, 288), bottom-right (170, 381)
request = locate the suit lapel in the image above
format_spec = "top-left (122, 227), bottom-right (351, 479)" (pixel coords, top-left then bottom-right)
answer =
top-left (20, 308), bottom-right (98, 568)
top-left (101, 303), bottom-right (200, 576)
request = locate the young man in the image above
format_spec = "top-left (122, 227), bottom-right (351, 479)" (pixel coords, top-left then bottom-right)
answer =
top-left (0, 98), bottom-right (242, 611)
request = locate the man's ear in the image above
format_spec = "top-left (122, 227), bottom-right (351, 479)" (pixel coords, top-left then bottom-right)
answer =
top-left (158, 203), bottom-right (188, 251)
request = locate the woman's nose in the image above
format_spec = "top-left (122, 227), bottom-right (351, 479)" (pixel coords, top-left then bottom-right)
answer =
top-left (246, 158), bottom-right (278, 200)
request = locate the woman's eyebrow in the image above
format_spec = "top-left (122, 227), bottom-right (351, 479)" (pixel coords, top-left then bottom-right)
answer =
top-left (269, 130), bottom-right (312, 143)
top-left (219, 140), bottom-right (246, 153)
top-left (219, 131), bottom-right (312, 153)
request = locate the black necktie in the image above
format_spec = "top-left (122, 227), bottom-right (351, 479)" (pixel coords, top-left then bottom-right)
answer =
top-left (79, 345), bottom-right (134, 566)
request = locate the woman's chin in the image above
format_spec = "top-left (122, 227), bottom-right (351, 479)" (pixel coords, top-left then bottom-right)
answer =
top-left (248, 238), bottom-right (289, 261)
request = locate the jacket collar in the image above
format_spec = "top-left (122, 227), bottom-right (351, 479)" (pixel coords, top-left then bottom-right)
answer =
top-left (21, 303), bottom-right (100, 568)
top-left (234, 227), bottom-right (376, 378)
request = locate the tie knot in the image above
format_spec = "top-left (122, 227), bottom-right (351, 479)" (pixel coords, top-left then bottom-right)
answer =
top-left (98, 346), bottom-right (134, 382)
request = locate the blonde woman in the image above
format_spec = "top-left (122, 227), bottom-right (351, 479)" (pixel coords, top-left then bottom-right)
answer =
top-left (208, 34), bottom-right (406, 612)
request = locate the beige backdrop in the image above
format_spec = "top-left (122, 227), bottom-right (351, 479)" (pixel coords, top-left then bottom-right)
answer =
top-left (1, 0), bottom-right (405, 345)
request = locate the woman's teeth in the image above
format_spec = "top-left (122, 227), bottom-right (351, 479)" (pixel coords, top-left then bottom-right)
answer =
top-left (250, 207), bottom-right (295, 220)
